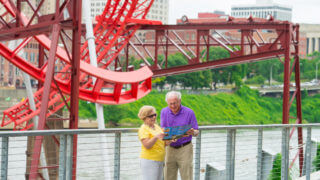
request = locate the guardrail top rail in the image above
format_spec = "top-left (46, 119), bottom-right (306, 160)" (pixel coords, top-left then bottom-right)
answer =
top-left (1, 123), bottom-right (320, 180)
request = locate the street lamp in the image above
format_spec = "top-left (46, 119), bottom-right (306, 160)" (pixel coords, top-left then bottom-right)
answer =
top-left (269, 64), bottom-right (273, 86)
top-left (316, 62), bottom-right (319, 82)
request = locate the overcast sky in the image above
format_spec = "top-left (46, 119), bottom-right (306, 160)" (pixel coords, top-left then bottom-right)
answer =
top-left (168, 0), bottom-right (320, 24)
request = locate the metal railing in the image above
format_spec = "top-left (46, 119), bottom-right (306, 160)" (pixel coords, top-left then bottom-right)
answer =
top-left (1, 124), bottom-right (320, 180)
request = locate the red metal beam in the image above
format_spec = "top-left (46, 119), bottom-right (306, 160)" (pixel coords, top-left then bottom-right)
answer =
top-left (153, 49), bottom-right (284, 77)
top-left (282, 24), bottom-right (292, 124)
top-left (69, 0), bottom-right (82, 179)
top-left (29, 23), bottom-right (61, 180)
top-left (294, 25), bottom-right (304, 176)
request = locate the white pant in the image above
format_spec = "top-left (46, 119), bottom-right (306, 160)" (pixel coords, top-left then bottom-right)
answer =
top-left (140, 158), bottom-right (164, 180)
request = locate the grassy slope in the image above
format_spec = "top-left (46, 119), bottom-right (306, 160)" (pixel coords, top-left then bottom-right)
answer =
top-left (79, 87), bottom-right (320, 127)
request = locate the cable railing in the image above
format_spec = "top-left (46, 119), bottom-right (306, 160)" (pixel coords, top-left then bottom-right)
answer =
top-left (1, 123), bottom-right (320, 180)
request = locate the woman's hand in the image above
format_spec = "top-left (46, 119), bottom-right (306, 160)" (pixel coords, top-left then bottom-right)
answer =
top-left (155, 133), bottom-right (165, 140)
top-left (141, 133), bottom-right (165, 149)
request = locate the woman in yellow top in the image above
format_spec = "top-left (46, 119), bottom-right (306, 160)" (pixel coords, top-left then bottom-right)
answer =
top-left (138, 105), bottom-right (166, 180)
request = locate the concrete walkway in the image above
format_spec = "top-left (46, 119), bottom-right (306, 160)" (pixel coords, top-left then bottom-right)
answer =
top-left (295, 171), bottom-right (320, 180)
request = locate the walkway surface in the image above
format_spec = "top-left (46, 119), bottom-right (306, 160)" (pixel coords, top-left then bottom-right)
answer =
top-left (295, 171), bottom-right (320, 180)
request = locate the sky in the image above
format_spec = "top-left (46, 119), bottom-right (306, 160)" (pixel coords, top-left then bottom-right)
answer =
top-left (168, 0), bottom-right (320, 24)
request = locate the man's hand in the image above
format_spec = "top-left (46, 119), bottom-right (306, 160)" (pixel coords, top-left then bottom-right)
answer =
top-left (186, 128), bottom-right (199, 137)
top-left (164, 138), bottom-right (177, 146)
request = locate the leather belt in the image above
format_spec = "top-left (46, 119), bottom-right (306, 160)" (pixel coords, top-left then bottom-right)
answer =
top-left (170, 141), bottom-right (191, 149)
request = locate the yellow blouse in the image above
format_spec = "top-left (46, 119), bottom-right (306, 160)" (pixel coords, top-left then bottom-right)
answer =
top-left (138, 124), bottom-right (165, 162)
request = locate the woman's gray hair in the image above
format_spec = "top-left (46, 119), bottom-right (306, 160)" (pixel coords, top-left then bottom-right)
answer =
top-left (165, 91), bottom-right (181, 102)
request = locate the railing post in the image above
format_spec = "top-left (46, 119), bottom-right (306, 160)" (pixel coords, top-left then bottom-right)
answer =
top-left (281, 127), bottom-right (289, 180)
top-left (1, 137), bottom-right (9, 180)
top-left (66, 134), bottom-right (74, 180)
top-left (194, 131), bottom-right (201, 180)
top-left (226, 129), bottom-right (236, 180)
top-left (114, 132), bottom-right (121, 180)
top-left (59, 135), bottom-right (67, 180)
top-left (305, 127), bottom-right (312, 180)
top-left (256, 128), bottom-right (263, 180)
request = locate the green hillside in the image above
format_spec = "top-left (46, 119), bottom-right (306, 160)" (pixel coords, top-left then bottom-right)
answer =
top-left (78, 86), bottom-right (320, 127)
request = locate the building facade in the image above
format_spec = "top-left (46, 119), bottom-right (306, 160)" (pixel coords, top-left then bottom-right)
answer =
top-left (300, 24), bottom-right (320, 55)
top-left (145, 0), bottom-right (169, 24)
top-left (231, 0), bottom-right (292, 21)
top-left (88, 0), bottom-right (169, 24)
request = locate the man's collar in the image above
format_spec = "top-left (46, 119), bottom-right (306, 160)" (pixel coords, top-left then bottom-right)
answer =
top-left (169, 105), bottom-right (184, 115)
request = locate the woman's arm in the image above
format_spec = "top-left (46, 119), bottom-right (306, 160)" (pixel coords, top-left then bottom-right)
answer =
top-left (141, 133), bottom-right (164, 149)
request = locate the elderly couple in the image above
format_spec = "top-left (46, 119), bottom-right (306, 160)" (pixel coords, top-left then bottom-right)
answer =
top-left (138, 91), bottom-right (199, 180)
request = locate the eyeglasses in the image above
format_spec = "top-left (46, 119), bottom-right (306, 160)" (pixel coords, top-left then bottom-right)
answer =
top-left (146, 114), bottom-right (157, 118)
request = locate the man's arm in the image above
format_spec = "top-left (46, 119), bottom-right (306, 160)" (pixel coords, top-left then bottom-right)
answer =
top-left (188, 109), bottom-right (199, 136)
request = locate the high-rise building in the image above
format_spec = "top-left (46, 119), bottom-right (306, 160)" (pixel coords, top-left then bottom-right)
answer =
top-left (145, 0), bottom-right (169, 24)
top-left (231, 0), bottom-right (292, 21)
top-left (87, 0), bottom-right (169, 24)
top-left (88, 0), bottom-right (107, 20)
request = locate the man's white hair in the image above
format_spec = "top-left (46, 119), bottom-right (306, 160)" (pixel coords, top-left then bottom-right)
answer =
top-left (165, 91), bottom-right (181, 102)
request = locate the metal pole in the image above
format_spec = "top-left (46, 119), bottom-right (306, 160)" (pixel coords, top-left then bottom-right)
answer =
top-left (305, 127), bottom-right (312, 180)
top-left (82, 1), bottom-right (112, 178)
top-left (294, 25), bottom-right (304, 176)
top-left (25, 73), bottom-right (50, 180)
top-left (281, 127), bottom-right (290, 180)
top-left (226, 129), bottom-right (236, 180)
top-left (23, 73), bottom-right (49, 180)
top-left (256, 128), bottom-right (263, 180)
top-left (59, 135), bottom-right (67, 180)
top-left (316, 62), bottom-right (318, 81)
top-left (114, 132), bottom-right (121, 180)
top-left (194, 131), bottom-right (201, 180)
top-left (282, 23), bottom-right (292, 124)
top-left (270, 64), bottom-right (273, 86)
top-left (66, 134), bottom-right (74, 180)
top-left (1, 137), bottom-right (9, 180)
top-left (69, 1), bottom-right (82, 179)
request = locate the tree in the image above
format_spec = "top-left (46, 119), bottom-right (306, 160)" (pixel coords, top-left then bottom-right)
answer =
top-left (103, 105), bottom-right (126, 126)
top-left (313, 144), bottom-right (320, 171)
top-left (269, 153), bottom-right (282, 180)
top-left (152, 77), bottom-right (166, 91)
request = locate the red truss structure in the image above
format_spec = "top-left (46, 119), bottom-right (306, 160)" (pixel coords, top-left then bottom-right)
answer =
top-left (0, 0), bottom-right (303, 179)
top-left (0, 0), bottom-right (157, 179)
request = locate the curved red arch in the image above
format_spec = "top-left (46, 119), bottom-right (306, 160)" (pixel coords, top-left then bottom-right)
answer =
top-left (0, 0), bottom-right (159, 130)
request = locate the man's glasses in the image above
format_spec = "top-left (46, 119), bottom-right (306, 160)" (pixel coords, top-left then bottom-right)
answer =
top-left (147, 114), bottom-right (157, 118)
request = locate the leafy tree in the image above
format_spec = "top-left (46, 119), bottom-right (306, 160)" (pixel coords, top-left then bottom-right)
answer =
top-left (103, 105), bottom-right (126, 126)
top-left (78, 101), bottom-right (96, 119)
top-left (245, 75), bottom-right (266, 85)
top-left (269, 153), bottom-right (282, 180)
top-left (152, 77), bottom-right (166, 91)
top-left (313, 144), bottom-right (320, 171)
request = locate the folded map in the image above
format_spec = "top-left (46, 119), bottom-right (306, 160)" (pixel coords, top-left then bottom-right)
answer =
top-left (163, 124), bottom-right (192, 140)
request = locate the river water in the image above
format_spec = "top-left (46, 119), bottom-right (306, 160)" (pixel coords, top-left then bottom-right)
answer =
top-left (3, 127), bottom-right (320, 180)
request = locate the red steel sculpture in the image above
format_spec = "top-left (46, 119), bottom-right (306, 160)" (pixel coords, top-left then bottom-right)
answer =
top-left (0, 0), bottom-right (303, 179)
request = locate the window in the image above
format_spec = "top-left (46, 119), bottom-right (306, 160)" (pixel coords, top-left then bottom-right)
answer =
top-left (312, 38), bottom-right (316, 53)
top-left (30, 52), bottom-right (35, 63)
top-left (15, 67), bottom-right (19, 75)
